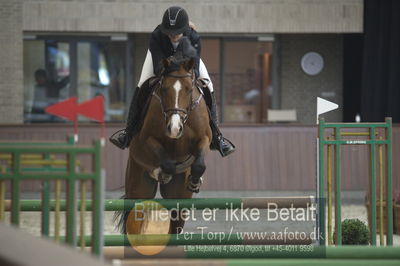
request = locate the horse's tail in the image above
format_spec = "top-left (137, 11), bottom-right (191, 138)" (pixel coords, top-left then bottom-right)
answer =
top-left (112, 195), bottom-right (129, 234)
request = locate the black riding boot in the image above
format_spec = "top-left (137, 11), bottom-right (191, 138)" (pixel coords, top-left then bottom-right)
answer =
top-left (109, 87), bottom-right (141, 149)
top-left (208, 92), bottom-right (235, 157)
top-left (110, 78), bottom-right (158, 149)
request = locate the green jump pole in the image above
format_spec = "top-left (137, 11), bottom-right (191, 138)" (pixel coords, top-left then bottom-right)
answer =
top-left (104, 246), bottom-right (400, 259)
top-left (11, 151), bottom-right (20, 226)
top-left (92, 140), bottom-right (103, 256)
top-left (386, 118), bottom-right (393, 245)
top-left (334, 126), bottom-right (342, 245)
top-left (370, 126), bottom-right (377, 246)
top-left (41, 180), bottom-right (50, 237)
top-left (225, 260), bottom-right (400, 266)
top-left (66, 152), bottom-right (77, 247)
top-left (8, 197), bottom-right (314, 211)
top-left (41, 152), bottom-right (52, 237)
top-left (188, 246), bottom-right (400, 259)
top-left (66, 234), bottom-right (313, 246)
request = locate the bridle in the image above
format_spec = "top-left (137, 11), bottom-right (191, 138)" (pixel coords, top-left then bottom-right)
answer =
top-left (152, 71), bottom-right (203, 124)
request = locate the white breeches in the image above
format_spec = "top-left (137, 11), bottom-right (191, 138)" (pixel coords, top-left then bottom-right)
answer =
top-left (198, 59), bottom-right (214, 92)
top-left (137, 49), bottom-right (214, 92)
top-left (137, 50), bottom-right (155, 88)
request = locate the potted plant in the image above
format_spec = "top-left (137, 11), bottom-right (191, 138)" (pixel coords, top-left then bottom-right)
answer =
top-left (333, 218), bottom-right (370, 245)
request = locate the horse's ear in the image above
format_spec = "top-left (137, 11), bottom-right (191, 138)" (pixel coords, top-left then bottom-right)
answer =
top-left (184, 58), bottom-right (195, 72)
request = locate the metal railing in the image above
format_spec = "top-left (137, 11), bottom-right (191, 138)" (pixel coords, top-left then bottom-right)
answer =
top-left (318, 117), bottom-right (393, 246)
top-left (0, 137), bottom-right (103, 255)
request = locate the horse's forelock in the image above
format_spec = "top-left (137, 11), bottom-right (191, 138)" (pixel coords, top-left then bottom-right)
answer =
top-left (163, 53), bottom-right (194, 75)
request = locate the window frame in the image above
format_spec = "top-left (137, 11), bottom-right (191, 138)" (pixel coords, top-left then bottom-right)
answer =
top-left (23, 34), bottom-right (132, 123)
top-left (202, 35), bottom-right (278, 124)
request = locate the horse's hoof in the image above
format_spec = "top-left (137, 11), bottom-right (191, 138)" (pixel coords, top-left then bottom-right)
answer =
top-left (159, 173), bottom-right (172, 184)
top-left (187, 181), bottom-right (200, 193)
top-left (160, 160), bottom-right (177, 175)
top-left (187, 176), bottom-right (203, 193)
top-left (187, 186), bottom-right (200, 193)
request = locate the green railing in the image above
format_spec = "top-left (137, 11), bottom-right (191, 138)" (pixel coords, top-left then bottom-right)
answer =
top-left (1, 120), bottom-right (396, 258)
top-left (5, 197), bottom-right (315, 246)
top-left (318, 118), bottom-right (393, 246)
top-left (0, 138), bottom-right (103, 256)
top-left (0, 136), bottom-right (76, 174)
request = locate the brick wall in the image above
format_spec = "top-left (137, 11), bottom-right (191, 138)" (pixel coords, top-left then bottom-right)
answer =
top-left (22, 0), bottom-right (363, 33)
top-left (0, 0), bottom-right (23, 123)
top-left (0, 0), bottom-right (362, 124)
top-left (280, 34), bottom-right (343, 123)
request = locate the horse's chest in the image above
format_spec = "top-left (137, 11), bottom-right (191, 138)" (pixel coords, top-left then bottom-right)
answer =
top-left (163, 139), bottom-right (194, 159)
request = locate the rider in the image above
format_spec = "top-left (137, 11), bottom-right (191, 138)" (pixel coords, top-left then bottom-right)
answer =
top-left (110, 6), bottom-right (235, 157)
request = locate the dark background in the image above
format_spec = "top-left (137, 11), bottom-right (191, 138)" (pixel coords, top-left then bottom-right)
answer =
top-left (343, 0), bottom-right (400, 122)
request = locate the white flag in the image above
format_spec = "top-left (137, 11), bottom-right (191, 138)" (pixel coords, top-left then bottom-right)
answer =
top-left (317, 97), bottom-right (338, 123)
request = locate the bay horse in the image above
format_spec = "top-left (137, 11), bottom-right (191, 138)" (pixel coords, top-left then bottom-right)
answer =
top-left (118, 57), bottom-right (212, 235)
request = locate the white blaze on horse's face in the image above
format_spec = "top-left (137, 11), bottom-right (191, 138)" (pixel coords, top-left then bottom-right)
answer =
top-left (173, 80), bottom-right (181, 108)
top-left (166, 80), bottom-right (184, 139)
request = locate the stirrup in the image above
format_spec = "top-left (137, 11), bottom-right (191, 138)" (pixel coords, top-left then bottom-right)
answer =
top-left (109, 129), bottom-right (129, 149)
top-left (216, 136), bottom-right (235, 157)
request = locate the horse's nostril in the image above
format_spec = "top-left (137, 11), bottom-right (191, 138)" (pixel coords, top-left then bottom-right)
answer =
top-left (167, 124), bottom-right (172, 131)
top-left (179, 126), bottom-right (183, 133)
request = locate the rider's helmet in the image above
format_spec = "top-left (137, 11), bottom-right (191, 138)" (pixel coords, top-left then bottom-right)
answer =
top-left (160, 6), bottom-right (189, 36)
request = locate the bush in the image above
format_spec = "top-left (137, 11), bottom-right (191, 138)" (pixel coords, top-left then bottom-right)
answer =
top-left (334, 218), bottom-right (370, 245)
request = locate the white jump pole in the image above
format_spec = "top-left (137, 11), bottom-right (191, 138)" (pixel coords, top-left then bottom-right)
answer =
top-left (316, 97), bottom-right (338, 245)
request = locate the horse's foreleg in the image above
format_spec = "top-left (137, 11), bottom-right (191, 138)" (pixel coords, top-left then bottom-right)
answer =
top-left (159, 172), bottom-right (193, 234)
top-left (143, 136), bottom-right (182, 177)
top-left (187, 136), bottom-right (210, 193)
top-left (131, 136), bottom-right (165, 170)
top-left (133, 136), bottom-right (171, 175)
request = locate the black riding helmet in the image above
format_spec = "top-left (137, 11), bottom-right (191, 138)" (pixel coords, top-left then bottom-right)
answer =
top-left (160, 6), bottom-right (189, 36)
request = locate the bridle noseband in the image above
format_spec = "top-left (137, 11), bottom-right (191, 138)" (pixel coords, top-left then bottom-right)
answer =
top-left (152, 71), bottom-right (203, 124)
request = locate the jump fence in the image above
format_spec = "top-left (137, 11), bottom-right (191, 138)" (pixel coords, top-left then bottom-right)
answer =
top-left (0, 138), bottom-right (103, 255)
top-left (0, 118), bottom-right (397, 262)
top-left (318, 117), bottom-right (393, 245)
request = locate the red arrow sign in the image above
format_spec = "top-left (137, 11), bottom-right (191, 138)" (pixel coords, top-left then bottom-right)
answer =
top-left (45, 96), bottom-right (105, 144)
top-left (45, 97), bottom-right (77, 121)
top-left (76, 95), bottom-right (104, 122)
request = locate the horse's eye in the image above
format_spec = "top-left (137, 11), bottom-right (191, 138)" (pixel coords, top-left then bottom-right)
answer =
top-left (188, 89), bottom-right (193, 94)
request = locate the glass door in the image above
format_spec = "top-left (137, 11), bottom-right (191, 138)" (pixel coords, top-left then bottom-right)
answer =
top-left (24, 36), bottom-right (127, 122)
top-left (24, 40), bottom-right (71, 122)
top-left (76, 41), bottom-right (126, 121)
top-left (223, 40), bottom-right (273, 123)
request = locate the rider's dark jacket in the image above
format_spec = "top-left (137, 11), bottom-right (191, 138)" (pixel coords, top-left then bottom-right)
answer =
top-left (149, 25), bottom-right (201, 78)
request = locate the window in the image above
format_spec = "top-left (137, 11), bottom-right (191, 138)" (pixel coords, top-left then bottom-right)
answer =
top-left (202, 37), bottom-right (274, 123)
top-left (24, 36), bottom-right (128, 122)
top-left (23, 34), bottom-right (274, 124)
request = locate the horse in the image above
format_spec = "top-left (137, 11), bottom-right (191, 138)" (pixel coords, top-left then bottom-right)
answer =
top-left (117, 57), bottom-right (212, 236)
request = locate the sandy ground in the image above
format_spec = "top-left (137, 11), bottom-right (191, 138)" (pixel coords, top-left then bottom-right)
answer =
top-left (2, 204), bottom-right (399, 246)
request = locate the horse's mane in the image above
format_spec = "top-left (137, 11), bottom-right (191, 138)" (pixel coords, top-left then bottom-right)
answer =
top-left (163, 37), bottom-right (196, 75)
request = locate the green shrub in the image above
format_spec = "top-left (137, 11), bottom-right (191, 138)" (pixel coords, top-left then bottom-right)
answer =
top-left (334, 218), bottom-right (370, 245)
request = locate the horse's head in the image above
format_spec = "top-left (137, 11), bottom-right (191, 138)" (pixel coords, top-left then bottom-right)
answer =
top-left (157, 57), bottom-right (196, 139)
